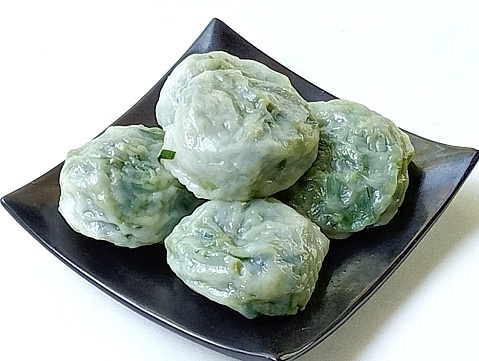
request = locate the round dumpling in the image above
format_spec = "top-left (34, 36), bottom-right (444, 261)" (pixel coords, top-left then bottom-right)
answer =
top-left (156, 51), bottom-right (295, 128)
top-left (158, 52), bottom-right (319, 201)
top-left (278, 99), bottom-right (415, 239)
top-left (58, 125), bottom-right (202, 248)
top-left (164, 198), bottom-right (330, 319)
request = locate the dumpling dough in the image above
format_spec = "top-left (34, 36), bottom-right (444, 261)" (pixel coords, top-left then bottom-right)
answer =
top-left (156, 51), bottom-right (298, 128)
top-left (164, 198), bottom-right (330, 319)
top-left (279, 99), bottom-right (415, 239)
top-left (157, 51), bottom-right (319, 201)
top-left (58, 125), bottom-right (202, 248)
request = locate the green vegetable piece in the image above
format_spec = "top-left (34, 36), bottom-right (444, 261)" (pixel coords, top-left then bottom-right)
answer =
top-left (158, 149), bottom-right (176, 160)
top-left (165, 198), bottom-right (330, 318)
top-left (278, 99), bottom-right (415, 239)
top-left (58, 125), bottom-right (202, 248)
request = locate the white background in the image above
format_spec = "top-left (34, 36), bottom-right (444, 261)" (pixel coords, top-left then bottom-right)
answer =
top-left (1, 1), bottom-right (478, 360)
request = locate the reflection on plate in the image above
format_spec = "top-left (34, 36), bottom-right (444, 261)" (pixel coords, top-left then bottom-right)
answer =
top-left (2, 18), bottom-right (478, 361)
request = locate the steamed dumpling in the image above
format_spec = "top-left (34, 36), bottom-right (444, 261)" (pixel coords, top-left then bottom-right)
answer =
top-left (58, 125), bottom-right (202, 248)
top-left (278, 99), bottom-right (414, 239)
top-left (164, 198), bottom-right (330, 319)
top-left (157, 51), bottom-right (319, 201)
top-left (156, 51), bottom-right (297, 128)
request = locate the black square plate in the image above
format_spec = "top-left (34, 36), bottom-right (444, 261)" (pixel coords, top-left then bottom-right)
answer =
top-left (2, 18), bottom-right (478, 361)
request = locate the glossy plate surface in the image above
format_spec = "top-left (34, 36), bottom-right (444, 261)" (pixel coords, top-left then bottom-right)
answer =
top-left (2, 19), bottom-right (478, 361)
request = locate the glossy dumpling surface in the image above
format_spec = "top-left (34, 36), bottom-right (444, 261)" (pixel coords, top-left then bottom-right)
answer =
top-left (156, 51), bottom-right (294, 128)
top-left (279, 99), bottom-right (415, 239)
top-left (158, 52), bottom-right (319, 201)
top-left (164, 198), bottom-right (330, 318)
top-left (58, 125), bottom-right (201, 248)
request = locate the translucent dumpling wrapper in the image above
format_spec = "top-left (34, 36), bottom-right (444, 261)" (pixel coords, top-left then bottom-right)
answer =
top-left (156, 51), bottom-right (296, 129)
top-left (164, 198), bottom-right (330, 319)
top-left (157, 51), bottom-right (319, 201)
top-left (58, 125), bottom-right (202, 248)
top-left (278, 99), bottom-right (415, 239)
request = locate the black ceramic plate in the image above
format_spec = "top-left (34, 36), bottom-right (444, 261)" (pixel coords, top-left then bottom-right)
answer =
top-left (2, 18), bottom-right (479, 361)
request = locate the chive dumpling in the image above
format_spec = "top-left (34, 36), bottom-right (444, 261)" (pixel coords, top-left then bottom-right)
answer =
top-left (156, 51), bottom-right (296, 128)
top-left (279, 99), bottom-right (415, 239)
top-left (157, 51), bottom-right (319, 201)
top-left (58, 125), bottom-right (202, 248)
top-left (164, 198), bottom-right (330, 319)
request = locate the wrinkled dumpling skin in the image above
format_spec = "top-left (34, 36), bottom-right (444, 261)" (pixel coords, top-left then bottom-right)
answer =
top-left (164, 198), bottom-right (330, 319)
top-left (157, 51), bottom-right (319, 201)
top-left (58, 125), bottom-right (202, 248)
top-left (278, 99), bottom-right (415, 239)
top-left (156, 51), bottom-right (295, 128)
